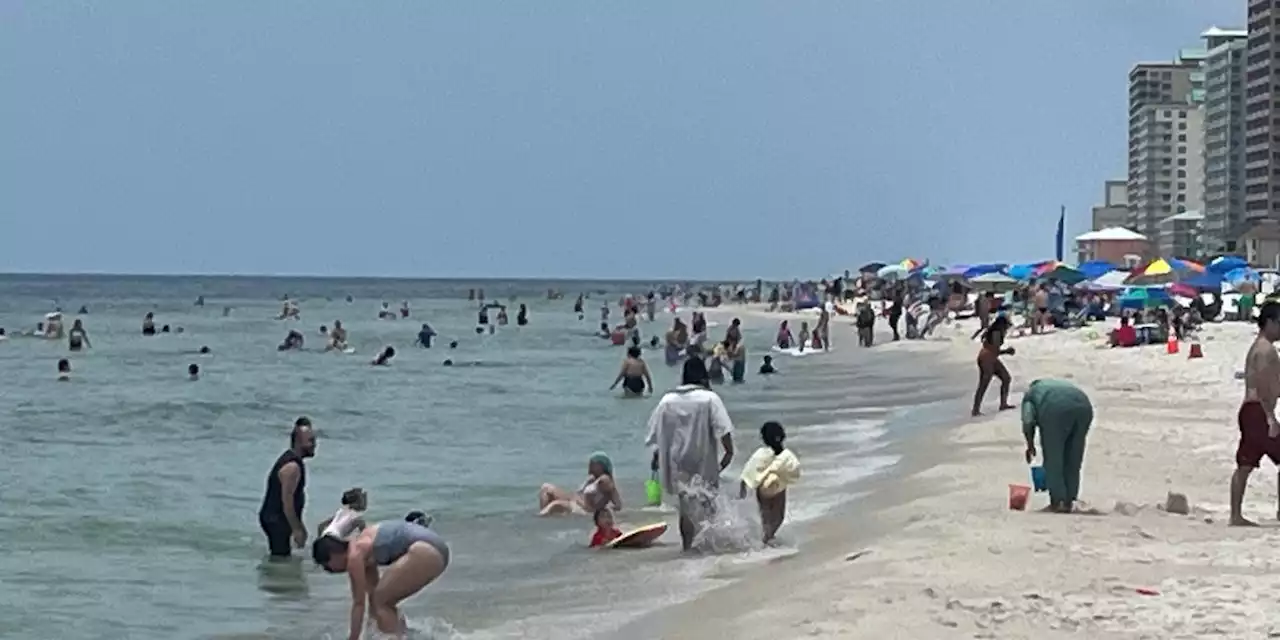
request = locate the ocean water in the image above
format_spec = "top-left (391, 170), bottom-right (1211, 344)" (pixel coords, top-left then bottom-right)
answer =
top-left (0, 274), bottom-right (968, 640)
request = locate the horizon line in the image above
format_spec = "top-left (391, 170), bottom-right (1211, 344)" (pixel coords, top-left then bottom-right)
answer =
top-left (0, 269), bottom-right (809, 284)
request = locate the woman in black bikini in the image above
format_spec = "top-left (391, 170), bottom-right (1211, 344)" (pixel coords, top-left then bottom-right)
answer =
top-left (972, 315), bottom-right (1016, 416)
top-left (610, 346), bottom-right (653, 396)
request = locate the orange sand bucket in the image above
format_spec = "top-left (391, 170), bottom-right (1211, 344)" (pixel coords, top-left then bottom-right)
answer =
top-left (1008, 484), bottom-right (1031, 511)
top-left (1166, 334), bottom-right (1179, 355)
top-left (1188, 342), bottom-right (1203, 359)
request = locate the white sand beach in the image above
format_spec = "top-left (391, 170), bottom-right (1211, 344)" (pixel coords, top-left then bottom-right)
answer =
top-left (623, 313), bottom-right (1280, 639)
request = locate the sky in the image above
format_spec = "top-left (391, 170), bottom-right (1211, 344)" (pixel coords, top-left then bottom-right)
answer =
top-left (0, 1), bottom-right (1244, 280)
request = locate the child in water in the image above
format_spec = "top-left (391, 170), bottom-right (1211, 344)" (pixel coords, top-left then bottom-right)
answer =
top-left (797, 322), bottom-right (811, 353)
top-left (319, 488), bottom-right (369, 540)
top-left (57, 358), bottom-right (71, 381)
top-left (759, 355), bottom-right (777, 375)
top-left (589, 508), bottom-right (622, 548)
top-left (740, 422), bottom-right (801, 544)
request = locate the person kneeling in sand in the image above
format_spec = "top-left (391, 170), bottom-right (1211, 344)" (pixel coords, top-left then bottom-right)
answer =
top-left (1021, 379), bottom-right (1093, 513)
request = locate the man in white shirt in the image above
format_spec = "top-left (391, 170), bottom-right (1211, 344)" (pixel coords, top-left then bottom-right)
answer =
top-left (646, 358), bottom-right (735, 551)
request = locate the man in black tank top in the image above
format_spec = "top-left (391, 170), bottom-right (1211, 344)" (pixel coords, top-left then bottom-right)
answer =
top-left (259, 417), bottom-right (317, 558)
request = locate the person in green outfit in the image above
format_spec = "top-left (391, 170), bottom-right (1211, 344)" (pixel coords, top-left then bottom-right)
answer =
top-left (1021, 379), bottom-right (1094, 513)
top-left (1240, 291), bottom-right (1257, 323)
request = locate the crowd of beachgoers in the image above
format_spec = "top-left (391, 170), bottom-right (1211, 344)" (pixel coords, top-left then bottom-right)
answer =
top-left (6, 256), bottom-right (1279, 639)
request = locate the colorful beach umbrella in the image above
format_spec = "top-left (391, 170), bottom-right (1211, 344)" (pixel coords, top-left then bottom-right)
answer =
top-left (899, 258), bottom-right (922, 271)
top-left (1118, 286), bottom-right (1171, 309)
top-left (1045, 265), bottom-right (1086, 284)
top-left (1168, 258), bottom-right (1205, 273)
top-left (1125, 258), bottom-right (1189, 286)
top-left (1007, 262), bottom-right (1051, 281)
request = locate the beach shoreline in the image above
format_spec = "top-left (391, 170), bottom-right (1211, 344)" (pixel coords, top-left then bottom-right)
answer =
top-left (615, 312), bottom-right (1280, 640)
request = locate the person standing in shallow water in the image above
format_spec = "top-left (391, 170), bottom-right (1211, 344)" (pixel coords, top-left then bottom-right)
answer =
top-left (68, 318), bottom-right (91, 351)
top-left (1021, 379), bottom-right (1092, 513)
top-left (646, 358), bottom-right (735, 551)
top-left (1231, 302), bottom-right (1280, 526)
top-left (259, 418), bottom-right (317, 559)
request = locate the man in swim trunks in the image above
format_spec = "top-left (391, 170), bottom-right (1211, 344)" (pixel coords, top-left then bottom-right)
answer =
top-left (610, 346), bottom-right (653, 396)
top-left (1231, 302), bottom-right (1280, 526)
top-left (258, 418), bottom-right (317, 558)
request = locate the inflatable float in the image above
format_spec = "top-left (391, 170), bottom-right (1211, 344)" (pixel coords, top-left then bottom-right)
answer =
top-left (608, 522), bottom-right (668, 549)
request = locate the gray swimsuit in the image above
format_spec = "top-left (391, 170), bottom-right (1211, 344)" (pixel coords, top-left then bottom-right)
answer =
top-left (372, 520), bottom-right (450, 567)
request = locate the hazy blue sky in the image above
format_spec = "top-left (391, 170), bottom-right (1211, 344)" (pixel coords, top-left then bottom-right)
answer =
top-left (0, 1), bottom-right (1242, 280)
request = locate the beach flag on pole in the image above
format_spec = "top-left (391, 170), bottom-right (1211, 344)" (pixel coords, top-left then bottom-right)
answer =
top-left (1054, 205), bottom-right (1065, 263)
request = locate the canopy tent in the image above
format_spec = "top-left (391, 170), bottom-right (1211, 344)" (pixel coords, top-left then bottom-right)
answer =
top-left (969, 272), bottom-right (1019, 293)
top-left (1086, 270), bottom-right (1131, 291)
top-left (858, 262), bottom-right (886, 274)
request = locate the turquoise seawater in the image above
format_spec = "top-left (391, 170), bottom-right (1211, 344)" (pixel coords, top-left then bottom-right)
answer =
top-left (0, 274), bottom-right (965, 640)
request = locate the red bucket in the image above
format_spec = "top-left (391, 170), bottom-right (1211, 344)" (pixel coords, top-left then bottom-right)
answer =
top-left (1008, 484), bottom-right (1031, 511)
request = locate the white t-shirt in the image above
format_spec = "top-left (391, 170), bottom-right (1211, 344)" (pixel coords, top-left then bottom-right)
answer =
top-left (645, 385), bottom-right (734, 495)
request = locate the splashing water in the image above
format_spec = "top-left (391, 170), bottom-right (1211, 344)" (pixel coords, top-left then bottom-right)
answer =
top-left (677, 477), bottom-right (764, 554)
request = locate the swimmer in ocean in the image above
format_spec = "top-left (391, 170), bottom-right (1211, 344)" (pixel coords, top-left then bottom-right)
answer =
top-left (517, 303), bottom-right (528, 326)
top-left (378, 302), bottom-right (396, 320)
top-left (415, 323), bottom-right (436, 348)
top-left (0, 328), bottom-right (7, 342)
top-left (400, 300), bottom-right (410, 318)
top-left (327, 321), bottom-right (348, 351)
top-left (278, 330), bottom-right (305, 351)
top-left (188, 364), bottom-right (200, 381)
top-left (67, 319), bottom-right (91, 352)
top-left (199, 345), bottom-right (211, 354)
top-left (371, 346), bottom-right (396, 366)
top-left (610, 346), bottom-right (653, 397)
top-left (496, 306), bottom-right (509, 326)
top-left (57, 358), bottom-right (71, 381)
top-left (142, 312), bottom-right (156, 336)
top-left (759, 355), bottom-right (777, 375)
top-left (477, 304), bottom-right (490, 331)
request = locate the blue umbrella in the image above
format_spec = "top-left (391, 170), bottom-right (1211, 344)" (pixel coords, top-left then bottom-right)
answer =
top-left (1225, 267), bottom-right (1260, 284)
top-left (962, 263), bottom-right (1007, 279)
top-left (1209, 256), bottom-right (1248, 274)
top-left (1076, 260), bottom-right (1118, 280)
top-left (1007, 262), bottom-right (1046, 281)
top-left (1178, 271), bottom-right (1225, 293)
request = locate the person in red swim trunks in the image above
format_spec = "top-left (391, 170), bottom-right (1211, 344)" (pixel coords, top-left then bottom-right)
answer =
top-left (1231, 302), bottom-right (1280, 527)
top-left (588, 508), bottom-right (622, 548)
